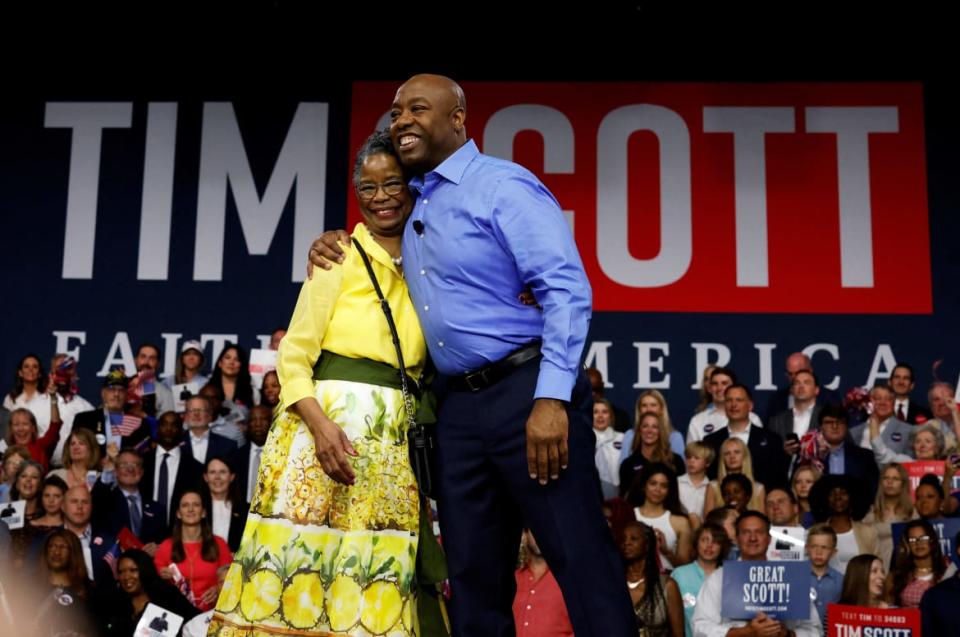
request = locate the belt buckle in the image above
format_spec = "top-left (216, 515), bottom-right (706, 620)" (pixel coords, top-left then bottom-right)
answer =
top-left (463, 368), bottom-right (489, 392)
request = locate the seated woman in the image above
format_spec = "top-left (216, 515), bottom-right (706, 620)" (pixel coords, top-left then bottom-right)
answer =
top-left (716, 474), bottom-right (753, 515)
top-left (259, 370), bottom-right (280, 410)
top-left (862, 463), bottom-right (916, 568)
top-left (0, 445), bottom-right (30, 503)
top-left (31, 529), bottom-right (96, 635)
top-left (593, 397), bottom-right (625, 499)
top-left (838, 554), bottom-right (890, 608)
top-left (30, 474), bottom-right (68, 531)
top-left (207, 344), bottom-right (254, 426)
top-left (870, 422), bottom-right (947, 465)
top-left (621, 521), bottom-right (684, 637)
top-left (200, 456), bottom-right (248, 552)
top-left (810, 474), bottom-right (879, 573)
top-left (620, 389), bottom-right (685, 464)
top-left (619, 412), bottom-right (686, 497)
top-left (887, 519), bottom-right (956, 608)
top-left (670, 522), bottom-right (729, 637)
top-left (48, 428), bottom-right (101, 490)
top-left (914, 473), bottom-right (947, 521)
top-left (5, 406), bottom-right (61, 471)
top-left (101, 548), bottom-right (199, 636)
top-left (154, 489), bottom-right (233, 611)
top-left (791, 465), bottom-right (821, 528)
top-left (629, 463), bottom-right (693, 569)
top-left (702, 438), bottom-right (765, 516)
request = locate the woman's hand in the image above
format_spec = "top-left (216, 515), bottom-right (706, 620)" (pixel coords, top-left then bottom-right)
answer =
top-left (200, 585), bottom-right (220, 606)
top-left (158, 566), bottom-right (174, 580)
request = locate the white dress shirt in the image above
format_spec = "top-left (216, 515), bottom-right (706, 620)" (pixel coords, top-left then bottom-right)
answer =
top-left (153, 446), bottom-right (181, 513)
top-left (211, 499), bottom-right (231, 541)
top-left (791, 403), bottom-right (816, 439)
top-left (76, 525), bottom-right (94, 580)
top-left (687, 405), bottom-right (763, 443)
top-left (189, 430), bottom-right (211, 464)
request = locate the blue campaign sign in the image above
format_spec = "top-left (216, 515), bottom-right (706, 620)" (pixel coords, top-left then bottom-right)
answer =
top-left (891, 518), bottom-right (960, 569)
top-left (722, 560), bottom-right (811, 620)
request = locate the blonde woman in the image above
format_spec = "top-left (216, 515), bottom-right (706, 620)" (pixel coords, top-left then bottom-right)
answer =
top-left (48, 429), bottom-right (101, 490)
top-left (621, 390), bottom-right (685, 463)
top-left (862, 463), bottom-right (916, 568)
top-left (791, 465), bottom-right (821, 527)
top-left (619, 412), bottom-right (685, 498)
top-left (702, 438), bottom-right (766, 515)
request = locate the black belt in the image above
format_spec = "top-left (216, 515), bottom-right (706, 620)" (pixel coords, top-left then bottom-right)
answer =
top-left (446, 342), bottom-right (542, 392)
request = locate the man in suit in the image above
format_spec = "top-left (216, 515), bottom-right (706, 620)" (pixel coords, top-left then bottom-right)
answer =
top-left (182, 395), bottom-right (236, 466)
top-left (704, 384), bottom-right (789, 489)
top-left (890, 363), bottom-right (934, 424)
top-left (62, 485), bottom-right (116, 584)
top-left (73, 369), bottom-right (151, 458)
top-left (142, 411), bottom-right (202, 529)
top-left (92, 448), bottom-right (166, 550)
top-left (818, 404), bottom-right (879, 501)
top-left (769, 370), bottom-right (822, 459)
top-left (849, 385), bottom-right (913, 456)
top-left (764, 352), bottom-right (813, 422)
top-left (234, 405), bottom-right (271, 504)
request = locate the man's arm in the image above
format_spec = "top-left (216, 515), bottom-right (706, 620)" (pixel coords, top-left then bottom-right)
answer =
top-left (306, 230), bottom-right (351, 277)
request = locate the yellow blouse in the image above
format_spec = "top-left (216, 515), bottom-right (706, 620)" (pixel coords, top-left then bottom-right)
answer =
top-left (277, 223), bottom-right (426, 407)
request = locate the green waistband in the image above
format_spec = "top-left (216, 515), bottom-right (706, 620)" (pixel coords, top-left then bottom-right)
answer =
top-left (312, 350), bottom-right (418, 395)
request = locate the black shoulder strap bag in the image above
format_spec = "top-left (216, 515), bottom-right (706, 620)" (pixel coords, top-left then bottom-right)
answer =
top-left (350, 237), bottom-right (438, 499)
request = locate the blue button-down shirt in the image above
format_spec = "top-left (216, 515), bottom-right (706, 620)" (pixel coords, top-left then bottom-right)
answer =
top-left (828, 444), bottom-right (846, 474)
top-left (402, 140), bottom-right (592, 401)
top-left (811, 567), bottom-right (843, 633)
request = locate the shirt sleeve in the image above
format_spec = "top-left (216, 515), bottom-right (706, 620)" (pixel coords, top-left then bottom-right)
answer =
top-left (276, 264), bottom-right (345, 408)
top-left (692, 569), bottom-right (741, 637)
top-left (490, 173), bottom-right (592, 401)
top-left (154, 539), bottom-right (172, 571)
top-left (870, 435), bottom-right (912, 464)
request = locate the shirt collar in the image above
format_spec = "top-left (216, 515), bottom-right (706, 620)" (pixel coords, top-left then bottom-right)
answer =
top-left (410, 139), bottom-right (479, 192)
top-left (190, 428), bottom-right (211, 442)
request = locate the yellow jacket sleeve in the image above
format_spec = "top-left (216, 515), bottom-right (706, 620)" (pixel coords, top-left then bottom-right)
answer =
top-left (276, 264), bottom-right (344, 408)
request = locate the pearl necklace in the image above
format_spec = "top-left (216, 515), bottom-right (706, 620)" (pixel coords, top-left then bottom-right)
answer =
top-left (391, 255), bottom-right (403, 267)
top-left (627, 577), bottom-right (646, 589)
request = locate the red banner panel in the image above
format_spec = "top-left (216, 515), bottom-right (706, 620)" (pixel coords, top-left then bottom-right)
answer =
top-left (349, 82), bottom-right (929, 314)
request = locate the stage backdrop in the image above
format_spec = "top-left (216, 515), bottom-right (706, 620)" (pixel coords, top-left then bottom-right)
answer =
top-left (2, 80), bottom-right (957, 430)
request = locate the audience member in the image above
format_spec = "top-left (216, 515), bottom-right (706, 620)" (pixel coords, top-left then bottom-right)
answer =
top-left (809, 474), bottom-right (878, 573)
top-left (622, 521), bottom-right (684, 637)
top-left (513, 528), bottom-right (574, 637)
top-left (629, 463), bottom-right (693, 569)
top-left (620, 412), bottom-right (685, 497)
top-left (838, 554), bottom-right (889, 608)
top-left (703, 438), bottom-right (765, 515)
top-left (671, 522), bottom-right (728, 637)
top-left (888, 518), bottom-right (955, 608)
top-left (677, 442), bottom-right (713, 528)
top-left (49, 428), bottom-right (101, 490)
top-left (200, 456), bottom-right (248, 552)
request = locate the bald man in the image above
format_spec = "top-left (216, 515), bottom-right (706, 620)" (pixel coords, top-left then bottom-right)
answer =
top-left (311, 74), bottom-right (634, 636)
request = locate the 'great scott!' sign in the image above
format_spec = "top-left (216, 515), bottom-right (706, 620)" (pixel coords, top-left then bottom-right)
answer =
top-left (722, 561), bottom-right (811, 620)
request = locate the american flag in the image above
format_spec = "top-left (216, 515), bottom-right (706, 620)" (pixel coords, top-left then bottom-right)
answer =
top-left (112, 414), bottom-right (142, 437)
top-left (102, 540), bottom-right (121, 578)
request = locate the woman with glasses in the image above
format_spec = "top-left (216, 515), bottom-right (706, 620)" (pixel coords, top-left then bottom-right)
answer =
top-left (209, 130), bottom-right (432, 637)
top-left (888, 519), bottom-right (956, 607)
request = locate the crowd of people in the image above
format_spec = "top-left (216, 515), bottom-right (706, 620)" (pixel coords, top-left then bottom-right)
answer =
top-left (0, 337), bottom-right (279, 635)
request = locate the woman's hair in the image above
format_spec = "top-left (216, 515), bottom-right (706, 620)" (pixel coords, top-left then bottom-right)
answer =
top-left (2, 445), bottom-right (31, 481)
top-left (208, 343), bottom-right (254, 408)
top-left (684, 441), bottom-right (716, 466)
top-left (839, 554), bottom-right (885, 607)
top-left (42, 474), bottom-right (68, 496)
top-left (872, 463), bottom-right (914, 522)
top-left (11, 460), bottom-right (44, 501)
top-left (118, 548), bottom-right (178, 600)
top-left (200, 455), bottom-right (244, 511)
top-left (909, 423), bottom-right (946, 459)
top-left (628, 462), bottom-right (686, 516)
top-left (790, 465), bottom-right (821, 511)
top-left (634, 389), bottom-right (676, 436)
top-left (8, 354), bottom-right (46, 402)
top-left (917, 473), bottom-right (945, 500)
top-left (40, 529), bottom-right (89, 599)
top-left (170, 489), bottom-right (220, 564)
top-left (352, 128), bottom-right (401, 187)
top-left (890, 519), bottom-right (946, 604)
top-left (692, 522), bottom-right (731, 566)
top-left (621, 521), bottom-right (666, 620)
top-left (630, 412), bottom-right (677, 473)
top-left (62, 428), bottom-right (101, 470)
top-left (259, 370), bottom-right (280, 407)
top-left (593, 397), bottom-right (615, 428)
top-left (5, 408), bottom-right (39, 444)
top-left (174, 346), bottom-right (206, 385)
top-left (717, 437), bottom-right (757, 484)
top-left (694, 365), bottom-right (717, 414)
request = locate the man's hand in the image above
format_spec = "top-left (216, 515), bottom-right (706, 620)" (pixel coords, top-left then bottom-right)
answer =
top-left (868, 412), bottom-right (881, 441)
top-left (783, 439), bottom-right (800, 455)
top-left (306, 229), bottom-right (351, 279)
top-left (748, 612), bottom-right (783, 637)
top-left (307, 413), bottom-right (358, 485)
top-left (526, 398), bottom-right (569, 485)
top-left (142, 542), bottom-right (158, 557)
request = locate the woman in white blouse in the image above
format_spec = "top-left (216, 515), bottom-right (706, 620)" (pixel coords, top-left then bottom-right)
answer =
top-left (200, 456), bottom-right (248, 552)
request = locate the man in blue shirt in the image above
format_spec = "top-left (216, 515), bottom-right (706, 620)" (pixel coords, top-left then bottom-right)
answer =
top-left (311, 74), bottom-right (634, 636)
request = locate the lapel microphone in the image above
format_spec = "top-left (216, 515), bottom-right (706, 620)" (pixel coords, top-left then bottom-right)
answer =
top-left (412, 220), bottom-right (425, 235)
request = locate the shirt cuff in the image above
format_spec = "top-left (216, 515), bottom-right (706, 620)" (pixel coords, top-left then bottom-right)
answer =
top-left (534, 366), bottom-right (576, 402)
top-left (281, 378), bottom-right (316, 409)
top-left (100, 469), bottom-right (116, 485)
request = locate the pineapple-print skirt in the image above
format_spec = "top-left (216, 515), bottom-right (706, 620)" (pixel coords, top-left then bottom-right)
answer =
top-left (209, 378), bottom-right (421, 636)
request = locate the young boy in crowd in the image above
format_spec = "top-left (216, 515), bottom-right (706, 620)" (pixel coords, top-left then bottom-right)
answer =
top-left (806, 523), bottom-right (843, 634)
top-left (678, 441), bottom-right (714, 528)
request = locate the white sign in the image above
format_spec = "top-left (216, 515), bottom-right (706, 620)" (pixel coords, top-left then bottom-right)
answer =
top-left (0, 500), bottom-right (26, 530)
top-left (135, 603), bottom-right (184, 637)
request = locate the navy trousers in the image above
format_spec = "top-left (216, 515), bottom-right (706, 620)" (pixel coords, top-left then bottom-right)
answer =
top-left (434, 359), bottom-right (636, 636)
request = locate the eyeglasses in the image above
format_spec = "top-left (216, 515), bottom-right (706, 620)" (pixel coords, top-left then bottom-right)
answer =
top-left (907, 535), bottom-right (932, 544)
top-left (117, 462), bottom-right (142, 470)
top-left (185, 408), bottom-right (210, 414)
top-left (357, 181), bottom-right (405, 201)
